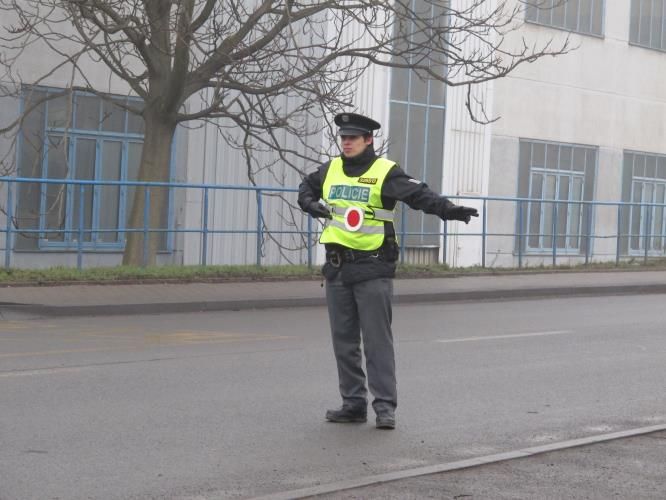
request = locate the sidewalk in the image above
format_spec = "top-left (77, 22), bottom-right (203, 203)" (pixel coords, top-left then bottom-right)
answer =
top-left (1, 268), bottom-right (666, 318)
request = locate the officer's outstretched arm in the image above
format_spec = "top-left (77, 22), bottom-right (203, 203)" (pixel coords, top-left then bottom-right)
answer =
top-left (439, 199), bottom-right (479, 224)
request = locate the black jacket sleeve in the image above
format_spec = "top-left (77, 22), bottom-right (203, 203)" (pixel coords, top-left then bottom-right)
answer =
top-left (297, 162), bottom-right (329, 211)
top-left (381, 164), bottom-right (454, 217)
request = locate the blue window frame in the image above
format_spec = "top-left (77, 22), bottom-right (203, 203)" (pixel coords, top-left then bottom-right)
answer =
top-left (518, 139), bottom-right (597, 254)
top-left (623, 151), bottom-right (666, 255)
top-left (15, 87), bottom-right (172, 252)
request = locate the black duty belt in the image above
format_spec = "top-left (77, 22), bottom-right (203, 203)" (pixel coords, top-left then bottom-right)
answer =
top-left (326, 248), bottom-right (381, 268)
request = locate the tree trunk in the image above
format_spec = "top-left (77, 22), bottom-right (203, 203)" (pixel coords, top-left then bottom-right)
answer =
top-left (122, 113), bottom-right (177, 266)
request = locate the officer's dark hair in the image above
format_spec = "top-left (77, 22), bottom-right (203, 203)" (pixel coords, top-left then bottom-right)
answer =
top-left (363, 132), bottom-right (373, 141)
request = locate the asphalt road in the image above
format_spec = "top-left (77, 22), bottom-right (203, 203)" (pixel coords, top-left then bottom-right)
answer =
top-left (1, 295), bottom-right (665, 499)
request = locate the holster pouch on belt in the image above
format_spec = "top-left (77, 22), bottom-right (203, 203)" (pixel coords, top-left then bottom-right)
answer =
top-left (322, 249), bottom-right (342, 281)
top-left (381, 237), bottom-right (400, 263)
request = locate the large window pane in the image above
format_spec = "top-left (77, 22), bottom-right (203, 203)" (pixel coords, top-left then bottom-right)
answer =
top-left (47, 94), bottom-right (71, 129)
top-left (557, 175), bottom-right (570, 248)
top-left (531, 142), bottom-right (546, 168)
top-left (560, 146), bottom-right (573, 170)
top-left (631, 182), bottom-right (643, 250)
top-left (646, 155), bottom-right (657, 178)
top-left (543, 175), bottom-right (557, 248)
top-left (388, 103), bottom-right (408, 166)
top-left (72, 138), bottom-right (96, 242)
top-left (639, 0), bottom-right (653, 46)
top-left (634, 154), bottom-right (646, 178)
top-left (552, 0), bottom-right (566, 27)
top-left (546, 144), bottom-right (559, 170)
top-left (572, 148), bottom-right (586, 172)
top-left (99, 141), bottom-right (122, 242)
top-left (101, 99), bottom-right (126, 133)
top-left (651, 0), bottom-right (664, 46)
top-left (75, 95), bottom-right (100, 131)
top-left (658, 157), bottom-right (666, 179)
top-left (569, 177), bottom-right (583, 248)
top-left (125, 142), bottom-right (143, 233)
top-left (591, 0), bottom-right (604, 34)
top-left (127, 104), bottom-right (145, 135)
top-left (405, 105), bottom-right (426, 245)
top-left (579, 0), bottom-right (593, 33)
top-left (566, 0), bottom-right (580, 29)
top-left (44, 136), bottom-right (69, 242)
top-left (529, 172), bottom-right (543, 248)
top-left (630, 0), bottom-right (641, 42)
top-left (653, 184), bottom-right (664, 250)
top-left (656, 184), bottom-right (665, 250)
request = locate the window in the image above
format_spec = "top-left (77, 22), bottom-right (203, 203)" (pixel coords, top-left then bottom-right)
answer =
top-left (525, 0), bottom-right (605, 37)
top-left (518, 140), bottom-right (597, 254)
top-left (621, 151), bottom-right (666, 255)
top-left (389, 0), bottom-right (447, 247)
top-left (15, 87), bottom-right (169, 251)
top-left (630, 0), bottom-right (666, 51)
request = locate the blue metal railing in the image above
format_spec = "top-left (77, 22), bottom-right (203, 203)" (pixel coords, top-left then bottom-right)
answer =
top-left (2, 176), bottom-right (666, 270)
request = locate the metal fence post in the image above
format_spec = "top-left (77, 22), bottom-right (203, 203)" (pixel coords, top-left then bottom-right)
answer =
top-left (307, 215), bottom-right (313, 268)
top-left (202, 187), bottom-right (209, 266)
top-left (587, 203), bottom-right (594, 265)
top-left (616, 203), bottom-right (621, 266)
top-left (644, 203), bottom-right (651, 264)
top-left (482, 198), bottom-right (487, 268)
top-left (442, 219), bottom-right (447, 266)
top-left (4, 181), bottom-right (13, 269)
top-left (143, 186), bottom-right (150, 267)
top-left (400, 206), bottom-right (406, 264)
top-left (256, 189), bottom-right (263, 267)
top-left (518, 200), bottom-right (523, 269)
top-left (77, 184), bottom-right (85, 270)
top-left (552, 201), bottom-right (558, 267)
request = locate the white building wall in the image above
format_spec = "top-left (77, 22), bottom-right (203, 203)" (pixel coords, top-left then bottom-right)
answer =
top-left (487, 0), bottom-right (666, 267)
top-left (182, 91), bottom-right (315, 267)
top-left (440, 0), bottom-right (496, 267)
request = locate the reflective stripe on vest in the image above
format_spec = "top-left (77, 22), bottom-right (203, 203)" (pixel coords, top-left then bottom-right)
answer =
top-left (320, 156), bottom-right (396, 250)
top-left (326, 205), bottom-right (395, 222)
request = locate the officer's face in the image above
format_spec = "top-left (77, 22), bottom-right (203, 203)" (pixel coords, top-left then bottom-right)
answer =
top-left (340, 135), bottom-right (372, 158)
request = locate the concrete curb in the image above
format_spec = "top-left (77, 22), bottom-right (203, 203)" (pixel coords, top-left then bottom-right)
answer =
top-left (2, 283), bottom-right (666, 318)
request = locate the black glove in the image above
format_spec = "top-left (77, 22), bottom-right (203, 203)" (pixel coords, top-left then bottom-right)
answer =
top-left (441, 205), bottom-right (479, 224)
top-left (305, 201), bottom-right (332, 219)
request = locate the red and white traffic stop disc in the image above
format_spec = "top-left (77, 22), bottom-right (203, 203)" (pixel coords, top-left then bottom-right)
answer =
top-left (344, 206), bottom-right (365, 232)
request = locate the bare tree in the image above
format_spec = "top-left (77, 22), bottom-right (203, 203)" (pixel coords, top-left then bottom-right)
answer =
top-left (0, 0), bottom-right (570, 266)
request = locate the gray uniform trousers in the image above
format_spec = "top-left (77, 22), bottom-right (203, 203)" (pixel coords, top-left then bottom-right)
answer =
top-left (325, 273), bottom-right (396, 413)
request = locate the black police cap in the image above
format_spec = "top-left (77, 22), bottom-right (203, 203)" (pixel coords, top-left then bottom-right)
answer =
top-left (334, 113), bottom-right (381, 136)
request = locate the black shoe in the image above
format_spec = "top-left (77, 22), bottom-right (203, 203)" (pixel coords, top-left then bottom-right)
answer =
top-left (325, 405), bottom-right (367, 423)
top-left (375, 410), bottom-right (395, 429)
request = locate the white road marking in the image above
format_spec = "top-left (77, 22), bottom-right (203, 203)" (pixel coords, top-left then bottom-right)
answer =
top-left (0, 367), bottom-right (84, 378)
top-left (436, 330), bottom-right (573, 344)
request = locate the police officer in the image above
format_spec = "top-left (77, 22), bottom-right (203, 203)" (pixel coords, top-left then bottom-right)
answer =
top-left (298, 112), bottom-right (478, 429)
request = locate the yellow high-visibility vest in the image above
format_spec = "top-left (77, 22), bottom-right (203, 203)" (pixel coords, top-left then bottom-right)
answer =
top-left (320, 156), bottom-right (396, 250)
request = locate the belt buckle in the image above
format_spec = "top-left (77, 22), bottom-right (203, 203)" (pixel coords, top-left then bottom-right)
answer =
top-left (343, 249), bottom-right (355, 263)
